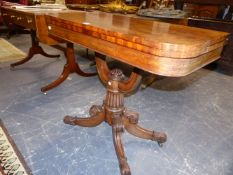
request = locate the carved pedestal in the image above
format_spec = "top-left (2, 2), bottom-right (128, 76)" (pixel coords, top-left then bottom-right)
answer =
top-left (64, 53), bottom-right (167, 175)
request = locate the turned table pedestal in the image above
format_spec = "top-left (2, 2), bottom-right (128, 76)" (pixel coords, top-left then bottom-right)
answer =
top-left (64, 55), bottom-right (167, 174)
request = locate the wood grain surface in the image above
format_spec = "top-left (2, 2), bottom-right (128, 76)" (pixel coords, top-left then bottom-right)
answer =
top-left (45, 11), bottom-right (228, 76)
top-left (1, 6), bottom-right (70, 45)
top-left (46, 11), bottom-right (228, 57)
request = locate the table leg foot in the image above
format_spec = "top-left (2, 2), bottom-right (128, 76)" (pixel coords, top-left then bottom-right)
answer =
top-left (112, 114), bottom-right (131, 175)
top-left (124, 110), bottom-right (167, 144)
top-left (64, 105), bottom-right (105, 127)
top-left (41, 64), bottom-right (70, 92)
top-left (10, 47), bottom-right (34, 68)
top-left (10, 45), bottom-right (59, 68)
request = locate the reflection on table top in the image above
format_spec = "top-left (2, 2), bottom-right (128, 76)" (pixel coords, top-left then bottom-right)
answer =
top-left (1, 6), bottom-right (73, 45)
top-left (46, 11), bottom-right (228, 58)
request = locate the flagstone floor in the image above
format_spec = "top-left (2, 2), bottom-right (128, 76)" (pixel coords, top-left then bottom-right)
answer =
top-left (0, 34), bottom-right (233, 175)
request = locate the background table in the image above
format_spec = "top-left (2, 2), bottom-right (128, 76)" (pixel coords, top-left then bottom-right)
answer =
top-left (1, 6), bottom-right (96, 92)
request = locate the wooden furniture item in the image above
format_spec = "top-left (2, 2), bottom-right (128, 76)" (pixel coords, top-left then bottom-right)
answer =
top-left (1, 6), bottom-right (96, 92)
top-left (1, 7), bottom-right (61, 65)
top-left (45, 11), bottom-right (228, 175)
top-left (0, 0), bottom-right (29, 36)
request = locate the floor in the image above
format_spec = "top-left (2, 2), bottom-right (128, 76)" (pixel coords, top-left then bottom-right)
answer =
top-left (0, 34), bottom-right (233, 175)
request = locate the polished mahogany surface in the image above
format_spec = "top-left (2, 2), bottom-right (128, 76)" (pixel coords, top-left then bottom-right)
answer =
top-left (47, 11), bottom-right (227, 57)
top-left (1, 5), bottom-right (69, 16)
top-left (1, 6), bottom-right (71, 45)
top-left (46, 11), bottom-right (228, 76)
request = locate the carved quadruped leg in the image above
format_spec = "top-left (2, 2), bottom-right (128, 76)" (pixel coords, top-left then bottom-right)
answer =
top-left (64, 105), bottom-right (105, 127)
top-left (123, 110), bottom-right (167, 144)
top-left (112, 114), bottom-right (131, 175)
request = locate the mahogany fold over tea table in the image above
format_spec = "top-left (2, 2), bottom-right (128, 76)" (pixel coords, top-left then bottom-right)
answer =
top-left (45, 11), bottom-right (228, 175)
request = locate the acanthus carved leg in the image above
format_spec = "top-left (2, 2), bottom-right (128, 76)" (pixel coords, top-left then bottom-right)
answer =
top-left (112, 114), bottom-right (131, 175)
top-left (123, 110), bottom-right (167, 145)
top-left (64, 105), bottom-right (105, 127)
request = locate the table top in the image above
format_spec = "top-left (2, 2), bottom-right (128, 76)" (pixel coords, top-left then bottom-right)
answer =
top-left (0, 5), bottom-right (69, 15)
top-left (1, 6), bottom-right (73, 45)
top-left (0, 6), bottom-right (229, 76)
top-left (45, 11), bottom-right (229, 76)
top-left (46, 11), bottom-right (228, 58)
